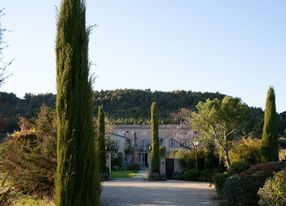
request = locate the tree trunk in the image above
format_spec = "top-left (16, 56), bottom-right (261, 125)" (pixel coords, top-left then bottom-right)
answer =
top-left (224, 144), bottom-right (231, 169)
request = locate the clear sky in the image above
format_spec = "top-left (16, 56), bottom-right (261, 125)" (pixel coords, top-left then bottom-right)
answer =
top-left (1, 1), bottom-right (286, 112)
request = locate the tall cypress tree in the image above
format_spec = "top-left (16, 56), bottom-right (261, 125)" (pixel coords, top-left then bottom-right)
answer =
top-left (261, 87), bottom-right (279, 162)
top-left (151, 102), bottom-right (160, 174)
top-left (55, 0), bottom-right (100, 205)
top-left (97, 106), bottom-right (106, 174)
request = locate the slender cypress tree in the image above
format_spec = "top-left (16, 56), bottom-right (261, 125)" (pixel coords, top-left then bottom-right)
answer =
top-left (261, 87), bottom-right (279, 162)
top-left (151, 102), bottom-right (160, 174)
top-left (55, 0), bottom-right (100, 205)
top-left (97, 106), bottom-right (106, 174)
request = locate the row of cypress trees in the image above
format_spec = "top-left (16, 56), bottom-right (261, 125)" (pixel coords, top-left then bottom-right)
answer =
top-left (54, 0), bottom-right (278, 204)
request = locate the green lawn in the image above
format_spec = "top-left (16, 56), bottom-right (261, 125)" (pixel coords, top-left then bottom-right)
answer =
top-left (111, 170), bottom-right (138, 179)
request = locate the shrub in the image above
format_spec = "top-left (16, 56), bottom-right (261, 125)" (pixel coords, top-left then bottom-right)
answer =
top-left (0, 106), bottom-right (57, 197)
top-left (213, 172), bottom-right (229, 197)
top-left (237, 170), bottom-right (271, 206)
top-left (199, 169), bottom-right (217, 182)
top-left (258, 169), bottom-right (286, 206)
top-left (233, 162), bottom-right (286, 206)
top-left (172, 173), bottom-right (184, 180)
top-left (241, 161), bottom-right (286, 176)
top-left (112, 156), bottom-right (123, 168)
top-left (228, 162), bottom-right (250, 175)
top-left (171, 149), bottom-right (206, 170)
top-left (222, 174), bottom-right (241, 206)
top-left (0, 172), bottom-right (16, 205)
top-left (183, 169), bottom-right (200, 181)
top-left (229, 138), bottom-right (262, 166)
top-left (127, 163), bottom-right (140, 171)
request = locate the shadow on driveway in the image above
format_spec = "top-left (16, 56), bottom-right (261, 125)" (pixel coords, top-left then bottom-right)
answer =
top-left (101, 180), bottom-right (218, 206)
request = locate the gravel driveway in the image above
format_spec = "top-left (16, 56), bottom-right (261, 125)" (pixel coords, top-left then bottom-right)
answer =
top-left (101, 180), bottom-right (218, 206)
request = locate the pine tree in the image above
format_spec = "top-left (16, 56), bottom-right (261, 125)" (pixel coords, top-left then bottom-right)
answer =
top-left (55, 0), bottom-right (100, 205)
top-left (97, 106), bottom-right (106, 174)
top-left (151, 102), bottom-right (160, 174)
top-left (261, 87), bottom-right (279, 162)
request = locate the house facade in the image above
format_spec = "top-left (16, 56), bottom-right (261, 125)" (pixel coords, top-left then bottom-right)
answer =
top-left (110, 124), bottom-right (188, 168)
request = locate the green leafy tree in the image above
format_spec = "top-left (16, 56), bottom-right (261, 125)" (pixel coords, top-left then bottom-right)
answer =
top-left (192, 96), bottom-right (247, 168)
top-left (261, 87), bottom-right (279, 162)
top-left (55, 0), bottom-right (100, 205)
top-left (151, 102), bottom-right (160, 174)
top-left (97, 106), bottom-right (106, 174)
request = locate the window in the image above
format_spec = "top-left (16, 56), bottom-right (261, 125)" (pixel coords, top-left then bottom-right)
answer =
top-left (143, 139), bottom-right (148, 149)
top-left (168, 138), bottom-right (176, 148)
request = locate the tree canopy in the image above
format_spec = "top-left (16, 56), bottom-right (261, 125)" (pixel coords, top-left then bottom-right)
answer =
top-left (0, 89), bottom-right (277, 139)
top-left (192, 96), bottom-right (248, 168)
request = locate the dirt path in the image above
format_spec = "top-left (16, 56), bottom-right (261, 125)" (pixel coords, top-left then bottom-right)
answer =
top-left (101, 179), bottom-right (218, 206)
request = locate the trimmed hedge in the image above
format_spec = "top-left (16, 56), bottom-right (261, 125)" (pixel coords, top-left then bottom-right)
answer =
top-left (223, 174), bottom-right (240, 206)
top-left (221, 162), bottom-right (286, 206)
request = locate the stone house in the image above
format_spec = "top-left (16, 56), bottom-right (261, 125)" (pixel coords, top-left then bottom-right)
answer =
top-left (110, 124), bottom-right (188, 169)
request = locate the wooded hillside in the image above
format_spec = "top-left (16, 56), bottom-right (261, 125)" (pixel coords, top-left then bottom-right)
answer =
top-left (0, 89), bottom-right (285, 137)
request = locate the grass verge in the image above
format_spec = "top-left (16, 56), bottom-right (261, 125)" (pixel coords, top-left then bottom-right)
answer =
top-left (111, 170), bottom-right (138, 179)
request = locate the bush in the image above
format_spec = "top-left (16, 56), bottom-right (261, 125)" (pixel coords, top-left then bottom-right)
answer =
top-left (237, 170), bottom-right (271, 206)
top-left (231, 162), bottom-right (286, 206)
top-left (199, 169), bottom-right (217, 182)
top-left (222, 174), bottom-right (241, 206)
top-left (171, 149), bottom-right (206, 170)
top-left (258, 169), bottom-right (286, 206)
top-left (229, 138), bottom-right (262, 166)
top-left (213, 172), bottom-right (229, 197)
top-left (218, 162), bottom-right (286, 206)
top-left (228, 162), bottom-right (250, 175)
top-left (127, 163), bottom-right (140, 171)
top-left (172, 173), bottom-right (184, 180)
top-left (112, 156), bottom-right (123, 168)
top-left (241, 162), bottom-right (286, 176)
top-left (0, 106), bottom-right (57, 197)
top-left (183, 169), bottom-right (200, 181)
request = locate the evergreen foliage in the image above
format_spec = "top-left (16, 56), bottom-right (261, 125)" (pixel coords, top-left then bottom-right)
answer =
top-left (97, 106), bottom-right (106, 174)
top-left (55, 0), bottom-right (99, 205)
top-left (0, 105), bottom-right (56, 197)
top-left (261, 87), bottom-right (279, 162)
top-left (0, 90), bottom-right (279, 139)
top-left (151, 102), bottom-right (160, 174)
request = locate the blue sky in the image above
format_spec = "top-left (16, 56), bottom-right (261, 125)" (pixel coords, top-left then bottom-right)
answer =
top-left (1, 1), bottom-right (286, 112)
